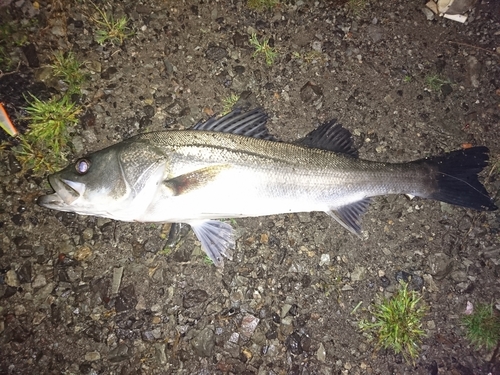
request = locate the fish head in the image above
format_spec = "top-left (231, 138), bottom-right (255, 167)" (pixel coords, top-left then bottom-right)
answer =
top-left (37, 146), bottom-right (131, 217)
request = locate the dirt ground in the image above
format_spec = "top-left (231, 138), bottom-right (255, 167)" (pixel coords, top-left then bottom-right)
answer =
top-left (1, 0), bottom-right (499, 374)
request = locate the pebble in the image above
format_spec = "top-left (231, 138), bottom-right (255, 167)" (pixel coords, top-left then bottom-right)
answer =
top-left (285, 332), bottom-right (303, 355)
top-left (111, 266), bottom-right (124, 295)
top-left (14, 304), bottom-right (26, 316)
top-left (183, 289), bottom-right (209, 309)
top-left (205, 45), bottom-right (228, 61)
top-left (108, 343), bottom-right (130, 363)
top-left (32, 274), bottom-right (47, 289)
top-left (32, 311), bottom-right (46, 325)
top-left (85, 351), bottom-right (101, 361)
top-left (155, 343), bottom-right (167, 364)
top-left (74, 246), bottom-right (92, 261)
top-left (115, 284), bottom-right (137, 313)
top-left (319, 254), bottom-right (330, 266)
top-left (240, 314), bottom-right (260, 338)
top-left (350, 266), bottom-right (366, 282)
top-left (191, 326), bottom-right (215, 357)
top-left (5, 270), bottom-right (20, 287)
top-left (317, 342), bottom-right (326, 362)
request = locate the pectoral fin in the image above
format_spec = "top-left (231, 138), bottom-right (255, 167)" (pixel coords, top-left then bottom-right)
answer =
top-left (164, 165), bottom-right (230, 196)
top-left (327, 198), bottom-right (371, 236)
top-left (188, 220), bottom-right (235, 267)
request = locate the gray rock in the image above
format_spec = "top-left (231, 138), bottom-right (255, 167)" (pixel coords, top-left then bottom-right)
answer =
top-left (183, 289), bottom-right (209, 309)
top-left (108, 343), bottom-right (130, 363)
top-left (191, 326), bottom-right (215, 357)
top-left (5, 269), bottom-right (20, 287)
top-left (205, 45), bottom-right (228, 62)
top-left (32, 274), bottom-right (47, 289)
top-left (367, 25), bottom-right (384, 43)
top-left (467, 56), bottom-right (481, 88)
top-left (84, 351), bottom-right (101, 361)
top-left (240, 314), bottom-right (260, 338)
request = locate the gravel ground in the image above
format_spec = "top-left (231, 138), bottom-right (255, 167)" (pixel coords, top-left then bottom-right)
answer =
top-left (1, 0), bottom-right (499, 374)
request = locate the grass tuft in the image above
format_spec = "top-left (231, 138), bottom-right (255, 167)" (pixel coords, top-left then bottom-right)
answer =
top-left (462, 303), bottom-right (500, 351)
top-left (359, 281), bottom-right (427, 363)
top-left (425, 74), bottom-right (451, 91)
top-left (90, 1), bottom-right (133, 46)
top-left (249, 33), bottom-right (277, 66)
top-left (51, 52), bottom-right (87, 94)
top-left (12, 94), bottom-right (81, 172)
top-left (347, 0), bottom-right (368, 15)
top-left (221, 94), bottom-right (240, 115)
top-left (247, 0), bottom-right (280, 11)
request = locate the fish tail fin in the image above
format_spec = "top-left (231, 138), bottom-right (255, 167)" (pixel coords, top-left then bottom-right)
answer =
top-left (420, 146), bottom-right (497, 211)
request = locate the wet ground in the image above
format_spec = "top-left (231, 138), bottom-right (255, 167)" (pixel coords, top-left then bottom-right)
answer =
top-left (1, 0), bottom-right (499, 374)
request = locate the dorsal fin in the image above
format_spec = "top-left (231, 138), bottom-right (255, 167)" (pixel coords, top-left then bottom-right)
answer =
top-left (297, 120), bottom-right (358, 157)
top-left (192, 108), bottom-right (275, 140)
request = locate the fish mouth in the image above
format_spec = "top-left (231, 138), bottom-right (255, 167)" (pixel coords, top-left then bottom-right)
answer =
top-left (37, 175), bottom-right (85, 209)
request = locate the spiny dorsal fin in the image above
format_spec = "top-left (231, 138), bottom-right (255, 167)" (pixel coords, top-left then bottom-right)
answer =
top-left (326, 198), bottom-right (371, 235)
top-left (192, 108), bottom-right (275, 140)
top-left (298, 120), bottom-right (358, 157)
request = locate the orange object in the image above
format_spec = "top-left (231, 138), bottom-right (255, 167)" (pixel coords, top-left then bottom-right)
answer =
top-left (461, 143), bottom-right (473, 149)
top-left (0, 103), bottom-right (18, 137)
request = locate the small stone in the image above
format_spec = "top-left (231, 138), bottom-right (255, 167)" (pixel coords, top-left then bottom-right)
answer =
top-left (351, 266), bottom-right (366, 281)
top-left (108, 343), bottom-right (129, 362)
top-left (32, 274), bottom-right (47, 289)
top-left (14, 304), bottom-right (26, 316)
top-left (5, 270), bottom-right (20, 287)
top-left (74, 246), bottom-right (92, 261)
top-left (317, 342), bottom-right (326, 362)
top-left (87, 60), bottom-right (102, 73)
top-left (240, 314), bottom-right (260, 338)
top-left (319, 254), bottom-right (330, 266)
top-left (85, 351), bottom-right (101, 361)
top-left (82, 228), bottom-right (94, 241)
top-left (191, 326), bottom-right (215, 357)
top-left (229, 332), bottom-right (239, 343)
top-left (367, 25), bottom-right (384, 43)
top-left (300, 81), bottom-right (323, 104)
top-left (111, 266), bottom-right (124, 295)
top-left (286, 332), bottom-right (303, 355)
top-left (155, 343), bottom-right (167, 364)
top-left (32, 311), bottom-right (46, 325)
top-left (183, 289), bottom-right (209, 308)
top-left (115, 284), bottom-right (137, 313)
top-left (17, 261), bottom-right (32, 283)
top-left (205, 45), bottom-right (228, 61)
top-left (311, 40), bottom-right (322, 52)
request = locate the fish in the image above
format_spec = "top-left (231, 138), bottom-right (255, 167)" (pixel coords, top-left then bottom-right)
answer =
top-left (38, 108), bottom-right (498, 267)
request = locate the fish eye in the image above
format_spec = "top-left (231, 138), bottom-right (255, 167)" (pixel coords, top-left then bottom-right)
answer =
top-left (75, 158), bottom-right (91, 175)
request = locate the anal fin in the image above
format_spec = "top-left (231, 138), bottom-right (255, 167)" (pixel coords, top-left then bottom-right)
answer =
top-left (188, 220), bottom-right (235, 267)
top-left (327, 198), bottom-right (371, 235)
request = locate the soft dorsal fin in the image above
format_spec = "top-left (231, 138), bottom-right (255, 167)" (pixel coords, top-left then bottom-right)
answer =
top-left (297, 120), bottom-right (358, 157)
top-left (326, 198), bottom-right (371, 235)
top-left (192, 108), bottom-right (275, 140)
